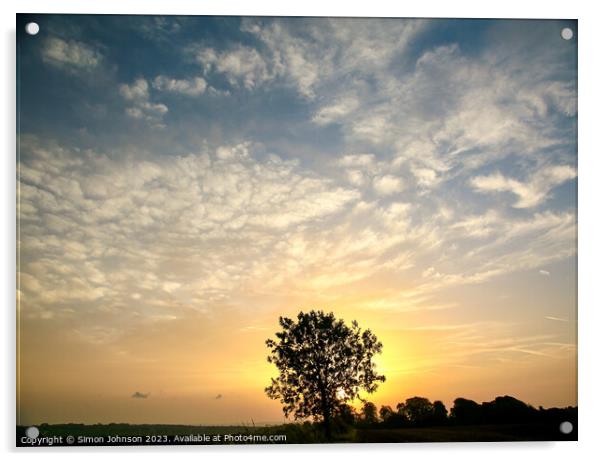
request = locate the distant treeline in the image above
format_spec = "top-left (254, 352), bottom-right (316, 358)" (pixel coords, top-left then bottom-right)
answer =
top-left (332, 395), bottom-right (576, 429)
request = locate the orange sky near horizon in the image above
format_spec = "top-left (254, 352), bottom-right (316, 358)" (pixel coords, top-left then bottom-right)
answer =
top-left (18, 258), bottom-right (576, 425)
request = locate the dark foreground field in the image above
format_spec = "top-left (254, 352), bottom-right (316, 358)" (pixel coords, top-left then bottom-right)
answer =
top-left (353, 423), bottom-right (577, 442)
top-left (17, 421), bottom-right (576, 446)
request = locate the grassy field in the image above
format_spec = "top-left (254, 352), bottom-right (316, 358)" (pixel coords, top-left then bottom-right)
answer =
top-left (17, 421), bottom-right (576, 446)
top-left (353, 423), bottom-right (577, 442)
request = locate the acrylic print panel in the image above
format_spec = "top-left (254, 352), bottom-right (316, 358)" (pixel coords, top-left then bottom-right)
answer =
top-left (16, 14), bottom-right (577, 446)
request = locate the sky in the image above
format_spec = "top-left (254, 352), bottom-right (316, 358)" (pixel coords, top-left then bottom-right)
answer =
top-left (16, 15), bottom-right (577, 425)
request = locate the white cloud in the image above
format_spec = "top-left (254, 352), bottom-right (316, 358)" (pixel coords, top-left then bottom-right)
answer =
top-left (153, 75), bottom-right (208, 96)
top-left (125, 102), bottom-right (168, 120)
top-left (41, 37), bottom-right (102, 70)
top-left (345, 170), bottom-right (365, 187)
top-left (539, 270), bottom-right (551, 276)
top-left (239, 22), bottom-right (321, 98)
top-left (452, 210), bottom-right (501, 238)
top-left (119, 79), bottom-right (149, 101)
top-left (313, 97), bottom-right (359, 125)
top-left (119, 78), bottom-right (168, 125)
top-left (411, 166), bottom-right (439, 188)
top-left (470, 165), bottom-right (576, 208)
top-left (196, 46), bottom-right (271, 90)
top-left (337, 153), bottom-right (375, 168)
top-left (241, 18), bottom-right (423, 99)
top-left (373, 175), bottom-right (403, 196)
top-left (191, 19), bottom-right (423, 100)
top-left (544, 316), bottom-right (568, 322)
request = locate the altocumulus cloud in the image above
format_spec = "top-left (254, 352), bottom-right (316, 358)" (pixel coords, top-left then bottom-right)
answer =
top-left (17, 128), bottom-right (576, 327)
top-left (195, 46), bottom-right (272, 91)
top-left (152, 75), bottom-right (208, 96)
top-left (119, 78), bottom-right (169, 125)
top-left (41, 37), bottom-right (102, 71)
top-left (17, 136), bottom-right (361, 324)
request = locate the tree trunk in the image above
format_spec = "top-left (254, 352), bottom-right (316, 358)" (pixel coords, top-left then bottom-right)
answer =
top-left (316, 364), bottom-right (332, 440)
top-left (318, 383), bottom-right (332, 440)
top-left (323, 409), bottom-right (332, 440)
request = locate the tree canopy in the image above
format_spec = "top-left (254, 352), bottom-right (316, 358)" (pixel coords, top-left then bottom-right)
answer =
top-left (265, 310), bottom-right (385, 437)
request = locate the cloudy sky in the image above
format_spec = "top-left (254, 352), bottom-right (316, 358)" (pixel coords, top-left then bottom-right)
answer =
top-left (17, 15), bottom-right (577, 425)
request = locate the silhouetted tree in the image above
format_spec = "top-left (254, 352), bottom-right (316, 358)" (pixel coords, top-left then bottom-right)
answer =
top-left (450, 397), bottom-right (482, 425)
top-left (334, 403), bottom-right (357, 426)
top-left (361, 401), bottom-right (379, 424)
top-left (431, 400), bottom-right (448, 425)
top-left (265, 310), bottom-right (385, 438)
top-left (537, 405), bottom-right (577, 428)
top-left (379, 405), bottom-right (394, 423)
top-left (481, 396), bottom-right (537, 424)
top-left (399, 396), bottom-right (434, 426)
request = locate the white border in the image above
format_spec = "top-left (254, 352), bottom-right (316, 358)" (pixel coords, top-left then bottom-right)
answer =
top-left (3, 1), bottom-right (601, 460)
